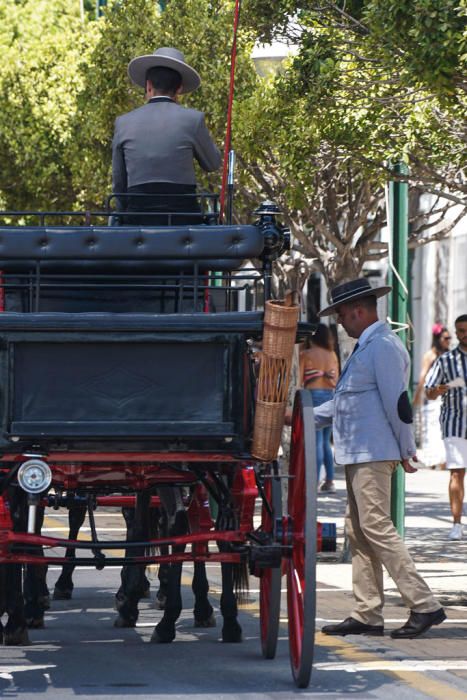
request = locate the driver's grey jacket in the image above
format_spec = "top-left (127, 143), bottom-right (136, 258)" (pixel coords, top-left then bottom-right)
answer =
top-left (112, 99), bottom-right (222, 193)
top-left (314, 322), bottom-right (416, 464)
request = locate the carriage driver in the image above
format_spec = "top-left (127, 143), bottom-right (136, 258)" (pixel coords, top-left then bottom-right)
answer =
top-left (112, 47), bottom-right (222, 224)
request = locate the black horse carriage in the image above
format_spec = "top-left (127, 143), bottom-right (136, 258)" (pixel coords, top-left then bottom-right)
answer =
top-left (0, 194), bottom-right (330, 687)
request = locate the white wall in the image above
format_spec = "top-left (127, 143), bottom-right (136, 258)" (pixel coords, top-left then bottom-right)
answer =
top-left (410, 199), bottom-right (467, 387)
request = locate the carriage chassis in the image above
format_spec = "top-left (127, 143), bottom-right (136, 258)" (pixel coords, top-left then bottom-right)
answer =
top-left (0, 201), bottom-right (323, 687)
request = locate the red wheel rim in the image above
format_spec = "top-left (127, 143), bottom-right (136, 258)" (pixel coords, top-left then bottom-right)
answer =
top-left (286, 390), bottom-right (317, 688)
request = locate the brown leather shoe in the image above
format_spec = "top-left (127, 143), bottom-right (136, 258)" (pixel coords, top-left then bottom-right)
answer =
top-left (390, 608), bottom-right (446, 639)
top-left (322, 616), bottom-right (384, 636)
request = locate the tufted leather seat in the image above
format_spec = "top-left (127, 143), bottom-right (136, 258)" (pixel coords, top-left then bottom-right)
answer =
top-left (0, 225), bottom-right (263, 272)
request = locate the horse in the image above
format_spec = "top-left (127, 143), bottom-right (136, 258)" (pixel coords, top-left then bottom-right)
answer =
top-left (51, 491), bottom-right (221, 635)
top-left (0, 485), bottom-right (49, 645)
top-left (4, 483), bottom-right (244, 646)
top-left (149, 485), bottom-right (244, 644)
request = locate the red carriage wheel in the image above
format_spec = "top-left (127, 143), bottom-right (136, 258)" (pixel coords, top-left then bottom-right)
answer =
top-left (287, 389), bottom-right (317, 688)
top-left (259, 464), bottom-right (282, 659)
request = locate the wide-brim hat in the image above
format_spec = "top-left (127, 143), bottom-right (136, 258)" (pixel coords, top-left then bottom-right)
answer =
top-left (128, 47), bottom-right (201, 94)
top-left (318, 277), bottom-right (392, 317)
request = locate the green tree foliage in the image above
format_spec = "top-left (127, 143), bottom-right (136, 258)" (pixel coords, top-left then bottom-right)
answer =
top-left (242, 1), bottom-right (466, 197)
top-left (234, 76), bottom-right (388, 284)
top-left (0, 0), bottom-right (257, 210)
top-left (235, 0), bottom-right (466, 283)
top-left (68, 0), bottom-right (257, 207)
top-left (0, 0), bottom-right (464, 287)
top-left (0, 0), bottom-right (97, 210)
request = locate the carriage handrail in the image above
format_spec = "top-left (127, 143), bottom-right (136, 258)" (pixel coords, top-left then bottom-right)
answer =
top-left (0, 192), bottom-right (220, 227)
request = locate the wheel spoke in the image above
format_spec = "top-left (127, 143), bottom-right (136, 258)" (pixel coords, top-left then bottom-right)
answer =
top-left (259, 464), bottom-right (282, 659)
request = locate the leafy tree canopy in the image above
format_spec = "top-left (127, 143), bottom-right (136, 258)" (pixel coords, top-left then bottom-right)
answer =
top-left (0, 0), bottom-right (98, 209)
top-left (0, 0), bottom-right (257, 210)
top-left (68, 0), bottom-right (257, 207)
top-left (0, 0), bottom-right (464, 286)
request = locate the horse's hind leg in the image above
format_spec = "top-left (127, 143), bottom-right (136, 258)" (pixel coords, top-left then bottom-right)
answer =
top-left (24, 505), bottom-right (49, 628)
top-left (24, 563), bottom-right (48, 629)
top-left (54, 502), bottom-right (87, 600)
top-left (192, 562), bottom-right (215, 628)
top-left (4, 563), bottom-right (30, 646)
top-left (151, 560), bottom-right (183, 643)
top-left (154, 557), bottom-right (169, 610)
top-left (4, 487), bottom-right (30, 644)
top-left (151, 488), bottom-right (186, 643)
top-left (220, 562), bottom-right (242, 643)
top-left (114, 492), bottom-right (150, 628)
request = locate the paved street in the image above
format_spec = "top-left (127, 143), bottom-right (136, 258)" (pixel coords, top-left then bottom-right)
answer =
top-left (315, 465), bottom-right (467, 699)
top-left (1, 465), bottom-right (466, 699)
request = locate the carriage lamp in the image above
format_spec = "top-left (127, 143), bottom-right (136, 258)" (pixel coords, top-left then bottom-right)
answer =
top-left (17, 459), bottom-right (52, 495)
top-left (17, 459), bottom-right (52, 534)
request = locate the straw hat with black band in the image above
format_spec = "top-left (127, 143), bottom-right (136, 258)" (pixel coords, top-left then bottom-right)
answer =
top-left (319, 277), bottom-right (392, 317)
top-left (127, 47), bottom-right (201, 94)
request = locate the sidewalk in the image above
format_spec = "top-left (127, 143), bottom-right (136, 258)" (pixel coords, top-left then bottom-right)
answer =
top-left (315, 465), bottom-right (467, 695)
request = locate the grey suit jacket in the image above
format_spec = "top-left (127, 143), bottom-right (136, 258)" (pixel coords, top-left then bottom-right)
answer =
top-left (112, 99), bottom-right (222, 193)
top-left (314, 322), bottom-right (416, 464)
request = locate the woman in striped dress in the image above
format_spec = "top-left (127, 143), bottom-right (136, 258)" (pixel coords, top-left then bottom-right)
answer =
top-left (413, 324), bottom-right (451, 468)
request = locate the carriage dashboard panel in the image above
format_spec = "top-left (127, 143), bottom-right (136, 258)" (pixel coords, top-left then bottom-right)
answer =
top-left (0, 324), bottom-right (252, 453)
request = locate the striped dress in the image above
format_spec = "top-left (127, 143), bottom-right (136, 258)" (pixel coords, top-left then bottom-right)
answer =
top-left (425, 347), bottom-right (467, 439)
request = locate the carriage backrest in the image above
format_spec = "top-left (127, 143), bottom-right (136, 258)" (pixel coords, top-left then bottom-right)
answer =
top-left (0, 224), bottom-right (263, 269)
top-left (0, 224), bottom-right (264, 313)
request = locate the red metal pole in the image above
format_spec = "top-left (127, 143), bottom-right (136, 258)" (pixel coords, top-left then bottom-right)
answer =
top-left (219, 0), bottom-right (241, 223)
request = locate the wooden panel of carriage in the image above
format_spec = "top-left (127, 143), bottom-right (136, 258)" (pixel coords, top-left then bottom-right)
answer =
top-left (0, 209), bottom-right (323, 687)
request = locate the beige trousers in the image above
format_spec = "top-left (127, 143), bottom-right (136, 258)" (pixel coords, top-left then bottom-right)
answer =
top-left (345, 461), bottom-right (441, 626)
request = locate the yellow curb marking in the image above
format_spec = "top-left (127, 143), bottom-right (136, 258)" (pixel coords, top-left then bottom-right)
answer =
top-left (41, 519), bottom-right (467, 698)
top-left (316, 632), bottom-right (467, 700)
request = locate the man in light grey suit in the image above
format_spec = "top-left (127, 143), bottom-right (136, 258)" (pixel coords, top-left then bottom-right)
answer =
top-left (315, 278), bottom-right (445, 639)
top-left (112, 47), bottom-right (222, 224)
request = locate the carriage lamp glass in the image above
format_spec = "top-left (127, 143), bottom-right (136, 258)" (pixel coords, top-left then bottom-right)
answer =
top-left (17, 459), bottom-right (52, 494)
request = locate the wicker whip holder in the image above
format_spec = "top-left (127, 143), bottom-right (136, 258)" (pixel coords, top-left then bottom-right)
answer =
top-left (252, 299), bottom-right (300, 461)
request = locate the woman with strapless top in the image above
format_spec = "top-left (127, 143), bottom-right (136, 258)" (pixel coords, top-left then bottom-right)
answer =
top-left (300, 324), bottom-right (340, 493)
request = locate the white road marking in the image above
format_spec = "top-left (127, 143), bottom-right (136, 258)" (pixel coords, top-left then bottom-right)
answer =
top-left (42, 527), bottom-right (126, 533)
top-left (316, 617), bottom-right (467, 624)
top-left (45, 513), bottom-right (123, 517)
top-left (314, 660), bottom-right (467, 672)
top-left (0, 664), bottom-right (56, 678)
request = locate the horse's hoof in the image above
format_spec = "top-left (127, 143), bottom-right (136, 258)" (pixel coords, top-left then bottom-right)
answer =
top-left (113, 614), bottom-right (136, 628)
top-left (4, 627), bottom-right (31, 646)
top-left (150, 623), bottom-right (175, 643)
top-left (154, 592), bottom-right (167, 610)
top-left (222, 620), bottom-right (242, 643)
top-left (40, 595), bottom-right (51, 611)
top-left (53, 587), bottom-right (72, 601)
top-left (194, 613), bottom-right (216, 628)
top-left (26, 617), bottom-right (44, 630)
top-left (114, 594), bottom-right (125, 611)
